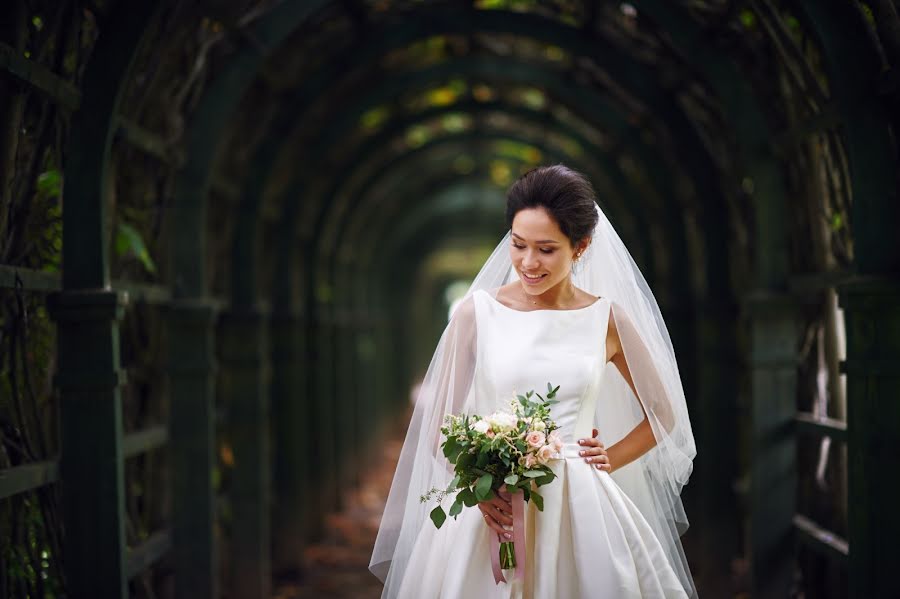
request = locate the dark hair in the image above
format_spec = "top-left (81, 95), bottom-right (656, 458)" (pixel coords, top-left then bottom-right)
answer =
top-left (505, 164), bottom-right (599, 247)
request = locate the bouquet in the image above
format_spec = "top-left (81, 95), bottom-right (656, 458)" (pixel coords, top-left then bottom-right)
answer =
top-left (421, 383), bottom-right (564, 577)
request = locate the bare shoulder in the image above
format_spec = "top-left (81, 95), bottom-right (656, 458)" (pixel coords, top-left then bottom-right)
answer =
top-left (574, 287), bottom-right (601, 307)
top-left (605, 302), bottom-right (622, 362)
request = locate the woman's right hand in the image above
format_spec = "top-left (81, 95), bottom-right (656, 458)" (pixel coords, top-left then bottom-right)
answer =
top-left (477, 484), bottom-right (514, 539)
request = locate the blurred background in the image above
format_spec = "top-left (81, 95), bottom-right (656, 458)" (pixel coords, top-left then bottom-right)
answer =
top-left (1, 1), bottom-right (898, 597)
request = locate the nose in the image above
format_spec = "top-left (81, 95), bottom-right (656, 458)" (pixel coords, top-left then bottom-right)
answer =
top-left (522, 248), bottom-right (541, 269)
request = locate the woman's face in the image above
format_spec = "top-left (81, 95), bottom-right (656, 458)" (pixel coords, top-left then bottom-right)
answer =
top-left (510, 207), bottom-right (585, 296)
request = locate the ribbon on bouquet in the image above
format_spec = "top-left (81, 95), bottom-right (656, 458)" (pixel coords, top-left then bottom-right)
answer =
top-left (490, 488), bottom-right (527, 584)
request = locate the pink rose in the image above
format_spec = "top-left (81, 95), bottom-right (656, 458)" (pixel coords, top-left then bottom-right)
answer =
top-left (537, 444), bottom-right (556, 464)
top-left (524, 453), bottom-right (538, 468)
top-left (548, 430), bottom-right (563, 452)
top-left (525, 431), bottom-right (546, 448)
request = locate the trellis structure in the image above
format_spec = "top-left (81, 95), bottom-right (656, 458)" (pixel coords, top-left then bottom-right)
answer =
top-left (1, 1), bottom-right (898, 598)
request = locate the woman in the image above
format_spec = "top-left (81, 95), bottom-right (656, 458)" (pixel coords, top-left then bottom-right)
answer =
top-left (370, 165), bottom-right (696, 598)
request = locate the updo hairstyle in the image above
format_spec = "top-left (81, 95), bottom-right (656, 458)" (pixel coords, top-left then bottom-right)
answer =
top-left (505, 164), bottom-right (599, 248)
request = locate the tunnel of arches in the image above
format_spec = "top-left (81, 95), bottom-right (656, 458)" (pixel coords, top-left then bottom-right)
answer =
top-left (0, 1), bottom-right (897, 598)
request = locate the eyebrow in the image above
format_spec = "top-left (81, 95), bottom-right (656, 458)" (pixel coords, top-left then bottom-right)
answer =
top-left (511, 232), bottom-right (561, 244)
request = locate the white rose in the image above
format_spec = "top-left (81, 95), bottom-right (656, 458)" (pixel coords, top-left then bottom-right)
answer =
top-left (472, 420), bottom-right (490, 434)
top-left (487, 411), bottom-right (517, 432)
top-left (532, 419), bottom-right (546, 431)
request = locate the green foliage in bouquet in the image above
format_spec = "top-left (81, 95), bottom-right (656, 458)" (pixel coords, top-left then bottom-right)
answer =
top-left (422, 383), bottom-right (564, 529)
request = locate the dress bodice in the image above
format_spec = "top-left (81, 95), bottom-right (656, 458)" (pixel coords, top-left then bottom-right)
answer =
top-left (470, 289), bottom-right (610, 442)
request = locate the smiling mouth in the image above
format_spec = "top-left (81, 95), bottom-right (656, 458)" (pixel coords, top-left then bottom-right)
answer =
top-left (522, 272), bottom-right (547, 281)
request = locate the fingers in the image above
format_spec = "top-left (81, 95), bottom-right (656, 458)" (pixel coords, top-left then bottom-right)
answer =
top-left (478, 503), bottom-right (514, 539)
top-left (487, 497), bottom-right (514, 525)
top-left (578, 437), bottom-right (605, 450)
top-left (576, 435), bottom-right (611, 471)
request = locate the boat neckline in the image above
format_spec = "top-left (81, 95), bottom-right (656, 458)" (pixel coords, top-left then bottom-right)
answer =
top-left (481, 289), bottom-right (604, 314)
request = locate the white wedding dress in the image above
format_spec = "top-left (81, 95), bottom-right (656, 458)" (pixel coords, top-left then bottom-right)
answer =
top-left (393, 289), bottom-right (689, 598)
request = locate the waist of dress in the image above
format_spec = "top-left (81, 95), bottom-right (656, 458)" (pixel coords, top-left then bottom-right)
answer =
top-left (552, 442), bottom-right (589, 461)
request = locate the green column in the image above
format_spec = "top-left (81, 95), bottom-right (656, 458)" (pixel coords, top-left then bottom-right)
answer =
top-left (310, 297), bottom-right (339, 522)
top-left (270, 311), bottom-right (310, 576)
top-left (746, 293), bottom-right (797, 598)
top-left (694, 302), bottom-right (740, 595)
top-left (49, 290), bottom-right (128, 598)
top-left (219, 308), bottom-right (271, 599)
top-left (166, 300), bottom-right (219, 599)
top-left (839, 278), bottom-right (900, 598)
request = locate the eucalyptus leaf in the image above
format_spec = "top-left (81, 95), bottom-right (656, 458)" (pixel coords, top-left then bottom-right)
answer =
top-left (531, 490), bottom-right (544, 511)
top-left (459, 488), bottom-right (478, 507)
top-left (449, 498), bottom-right (463, 518)
top-left (504, 474), bottom-right (519, 485)
top-left (475, 473), bottom-right (493, 501)
top-left (430, 506), bottom-right (446, 529)
top-left (523, 470), bottom-right (544, 478)
top-left (535, 472), bottom-right (556, 486)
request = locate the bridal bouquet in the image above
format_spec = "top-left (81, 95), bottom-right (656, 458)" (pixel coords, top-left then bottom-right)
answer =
top-left (421, 383), bottom-right (564, 574)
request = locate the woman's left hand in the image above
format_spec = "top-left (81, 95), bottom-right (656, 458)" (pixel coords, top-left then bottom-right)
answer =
top-left (578, 428), bottom-right (611, 472)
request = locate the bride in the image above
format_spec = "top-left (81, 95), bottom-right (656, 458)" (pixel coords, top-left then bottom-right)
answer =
top-left (370, 165), bottom-right (696, 598)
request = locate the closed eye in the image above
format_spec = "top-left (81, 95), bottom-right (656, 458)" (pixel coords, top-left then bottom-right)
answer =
top-left (512, 243), bottom-right (554, 254)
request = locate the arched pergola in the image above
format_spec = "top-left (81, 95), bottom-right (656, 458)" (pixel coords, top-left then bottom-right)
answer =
top-left (1, 2), bottom-right (897, 598)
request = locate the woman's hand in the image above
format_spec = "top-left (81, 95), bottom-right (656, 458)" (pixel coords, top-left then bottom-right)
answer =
top-left (478, 484), bottom-right (514, 539)
top-left (579, 428), bottom-right (611, 472)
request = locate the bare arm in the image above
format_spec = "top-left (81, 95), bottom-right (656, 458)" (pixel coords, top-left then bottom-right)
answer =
top-left (604, 310), bottom-right (657, 474)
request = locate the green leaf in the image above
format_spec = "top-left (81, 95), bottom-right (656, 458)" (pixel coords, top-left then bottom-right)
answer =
top-left (504, 474), bottom-right (519, 486)
top-left (458, 487), bottom-right (478, 507)
top-left (535, 472), bottom-right (556, 486)
top-left (442, 437), bottom-right (458, 458)
top-left (523, 470), bottom-right (544, 478)
top-left (475, 473), bottom-right (494, 501)
top-left (449, 497), bottom-right (464, 518)
top-left (531, 490), bottom-right (544, 511)
top-left (449, 475), bottom-right (461, 489)
top-left (115, 223), bottom-right (157, 274)
top-left (430, 506), bottom-right (446, 529)
top-left (36, 169), bottom-right (62, 199)
top-left (457, 452), bottom-right (475, 470)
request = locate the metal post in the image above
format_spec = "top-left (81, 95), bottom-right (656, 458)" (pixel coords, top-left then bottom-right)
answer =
top-left (167, 300), bottom-right (219, 599)
top-left (839, 278), bottom-right (900, 598)
top-left (219, 308), bottom-right (271, 599)
top-left (746, 292), bottom-right (797, 598)
top-left (49, 290), bottom-right (129, 599)
top-left (270, 311), bottom-right (310, 577)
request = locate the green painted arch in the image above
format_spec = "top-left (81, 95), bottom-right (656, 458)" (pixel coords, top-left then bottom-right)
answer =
top-left (262, 55), bottom-right (703, 316)
top-left (314, 132), bottom-right (646, 295)
top-left (319, 103), bottom-right (662, 281)
top-left (63, 1), bottom-right (161, 288)
top-left (794, 1), bottom-right (899, 273)
top-left (169, 0), bottom-right (333, 298)
top-left (239, 11), bottom-right (724, 310)
top-left (280, 57), bottom-right (717, 260)
top-left (631, 0), bottom-right (789, 290)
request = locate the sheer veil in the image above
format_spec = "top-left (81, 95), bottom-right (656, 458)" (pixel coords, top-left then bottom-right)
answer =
top-left (369, 203), bottom-right (697, 598)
